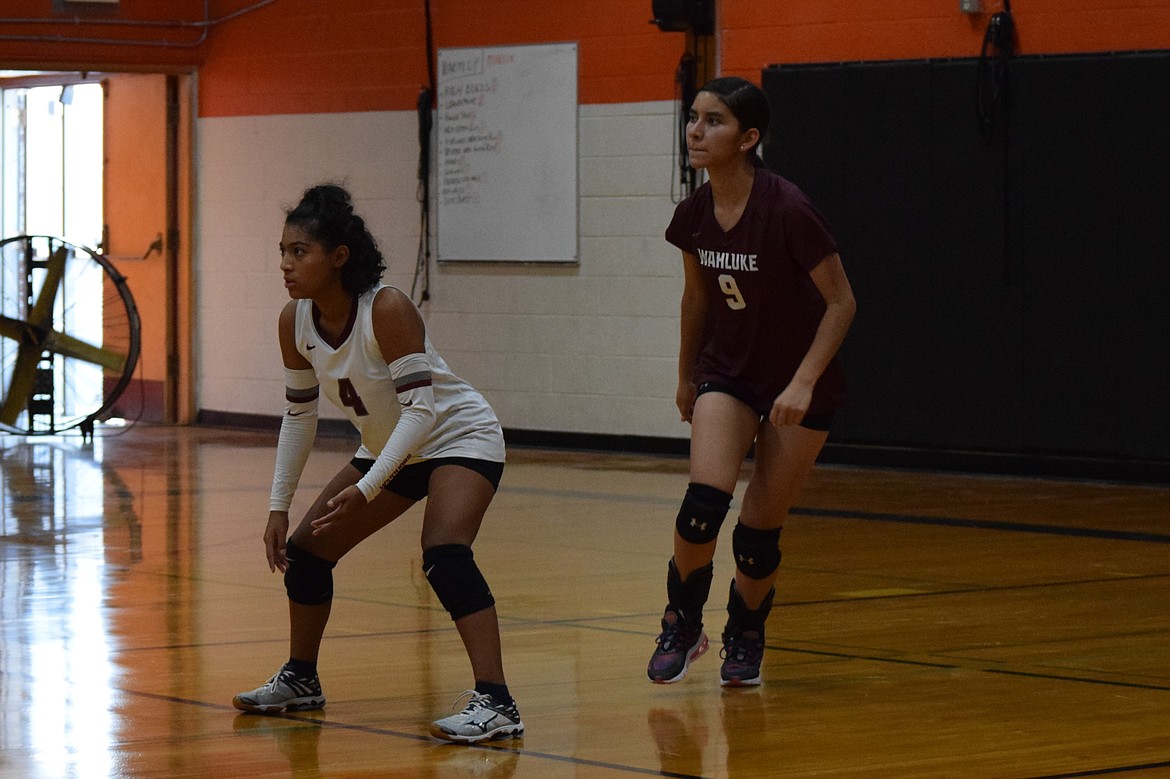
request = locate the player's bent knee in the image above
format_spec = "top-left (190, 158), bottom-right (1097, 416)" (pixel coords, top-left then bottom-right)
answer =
top-left (284, 539), bottom-right (337, 605)
top-left (675, 482), bottom-right (733, 545)
top-left (422, 543), bottom-right (495, 620)
top-left (732, 523), bottom-right (782, 579)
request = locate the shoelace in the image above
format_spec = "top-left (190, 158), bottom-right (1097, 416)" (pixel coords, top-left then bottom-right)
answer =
top-left (271, 668), bottom-right (316, 694)
top-left (448, 689), bottom-right (486, 715)
top-left (721, 634), bottom-right (763, 662)
top-left (656, 621), bottom-right (692, 653)
top-left (656, 635), bottom-right (679, 652)
top-left (265, 671), bottom-right (288, 691)
top-left (447, 690), bottom-right (518, 721)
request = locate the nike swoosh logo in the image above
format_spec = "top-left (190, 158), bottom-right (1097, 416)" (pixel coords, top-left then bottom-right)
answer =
top-left (306, 344), bottom-right (316, 350)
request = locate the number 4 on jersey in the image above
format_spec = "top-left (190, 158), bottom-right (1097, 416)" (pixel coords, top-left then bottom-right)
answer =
top-left (337, 378), bottom-right (369, 416)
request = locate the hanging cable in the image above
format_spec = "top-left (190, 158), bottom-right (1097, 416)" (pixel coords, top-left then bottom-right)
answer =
top-left (671, 49), bottom-right (698, 202)
top-left (412, 0), bottom-right (436, 304)
top-left (975, 0), bottom-right (1016, 285)
top-left (975, 0), bottom-right (1015, 145)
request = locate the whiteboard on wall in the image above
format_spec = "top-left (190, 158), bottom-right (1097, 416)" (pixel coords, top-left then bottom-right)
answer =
top-left (436, 43), bottom-right (578, 263)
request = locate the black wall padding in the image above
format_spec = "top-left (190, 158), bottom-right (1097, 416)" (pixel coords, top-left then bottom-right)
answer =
top-left (762, 52), bottom-right (1170, 472)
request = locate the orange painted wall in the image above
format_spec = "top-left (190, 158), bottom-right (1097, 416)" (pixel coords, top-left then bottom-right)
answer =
top-left (722, 0), bottom-right (1170, 82)
top-left (5, 1), bottom-right (1170, 113)
top-left (0, 0), bottom-right (206, 70)
top-left (195, 0), bottom-right (684, 116)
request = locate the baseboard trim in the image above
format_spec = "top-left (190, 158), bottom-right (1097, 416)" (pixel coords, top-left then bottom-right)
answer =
top-left (194, 412), bottom-right (1170, 485)
top-left (196, 410), bottom-right (358, 439)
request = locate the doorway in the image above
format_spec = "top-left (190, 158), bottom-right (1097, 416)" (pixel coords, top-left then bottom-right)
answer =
top-left (1, 78), bottom-right (104, 249)
top-left (0, 70), bottom-right (192, 426)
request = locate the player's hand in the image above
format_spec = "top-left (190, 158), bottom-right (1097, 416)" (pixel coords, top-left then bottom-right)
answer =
top-left (264, 511), bottom-right (290, 573)
top-left (310, 485), bottom-right (366, 535)
top-left (676, 381), bottom-right (698, 423)
top-left (769, 379), bottom-right (813, 428)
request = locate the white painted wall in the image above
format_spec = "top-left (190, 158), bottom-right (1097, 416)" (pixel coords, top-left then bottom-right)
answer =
top-left (195, 101), bottom-right (691, 442)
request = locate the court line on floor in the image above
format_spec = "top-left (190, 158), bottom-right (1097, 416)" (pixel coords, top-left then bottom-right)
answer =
top-left (982, 668), bottom-right (1170, 692)
top-left (495, 620), bottom-right (1170, 693)
top-left (499, 485), bottom-right (1170, 545)
top-left (782, 571), bottom-right (1170, 607)
top-left (791, 506), bottom-right (1170, 544)
top-left (772, 644), bottom-right (1170, 691)
top-left (121, 690), bottom-right (712, 779)
top-left (104, 570), bottom-right (1170, 671)
top-left (1021, 758), bottom-right (1170, 778)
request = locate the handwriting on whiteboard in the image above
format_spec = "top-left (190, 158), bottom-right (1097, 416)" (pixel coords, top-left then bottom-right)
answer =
top-left (439, 50), bottom-right (509, 206)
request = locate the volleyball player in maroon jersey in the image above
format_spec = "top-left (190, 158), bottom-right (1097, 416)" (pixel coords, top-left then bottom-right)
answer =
top-left (647, 77), bottom-right (856, 686)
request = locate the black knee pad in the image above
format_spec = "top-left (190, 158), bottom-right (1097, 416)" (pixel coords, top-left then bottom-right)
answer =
top-left (284, 539), bottom-right (337, 605)
top-left (732, 523), bottom-right (782, 580)
top-left (422, 544), bottom-right (495, 621)
top-left (675, 482), bottom-right (732, 544)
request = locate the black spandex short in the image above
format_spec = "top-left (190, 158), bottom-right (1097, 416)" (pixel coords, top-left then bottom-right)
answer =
top-left (696, 381), bottom-right (835, 432)
top-left (349, 457), bottom-right (505, 501)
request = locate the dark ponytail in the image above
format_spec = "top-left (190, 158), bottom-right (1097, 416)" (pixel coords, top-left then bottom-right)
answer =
top-left (285, 184), bottom-right (386, 294)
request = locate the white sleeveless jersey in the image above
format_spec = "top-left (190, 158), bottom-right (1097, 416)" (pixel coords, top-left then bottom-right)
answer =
top-left (293, 285), bottom-right (505, 464)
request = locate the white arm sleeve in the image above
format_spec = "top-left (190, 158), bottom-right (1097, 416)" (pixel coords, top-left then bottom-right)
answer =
top-left (354, 352), bottom-right (437, 502)
top-left (268, 367), bottom-right (319, 512)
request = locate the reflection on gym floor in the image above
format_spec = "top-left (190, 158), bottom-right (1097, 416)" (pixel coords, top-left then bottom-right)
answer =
top-left (2, 425), bottom-right (1169, 778)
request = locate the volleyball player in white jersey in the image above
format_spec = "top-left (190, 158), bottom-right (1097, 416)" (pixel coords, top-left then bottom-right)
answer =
top-left (232, 184), bottom-right (523, 744)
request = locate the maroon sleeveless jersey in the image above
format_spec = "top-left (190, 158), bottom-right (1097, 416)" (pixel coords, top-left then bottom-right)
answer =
top-left (665, 169), bottom-right (847, 416)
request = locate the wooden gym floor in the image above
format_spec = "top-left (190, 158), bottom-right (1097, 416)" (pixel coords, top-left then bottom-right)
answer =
top-left (1, 424), bottom-right (1168, 778)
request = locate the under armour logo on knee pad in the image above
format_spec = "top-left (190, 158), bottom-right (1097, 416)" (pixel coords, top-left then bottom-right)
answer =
top-left (676, 483), bottom-right (731, 545)
top-left (733, 523), bottom-right (781, 580)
